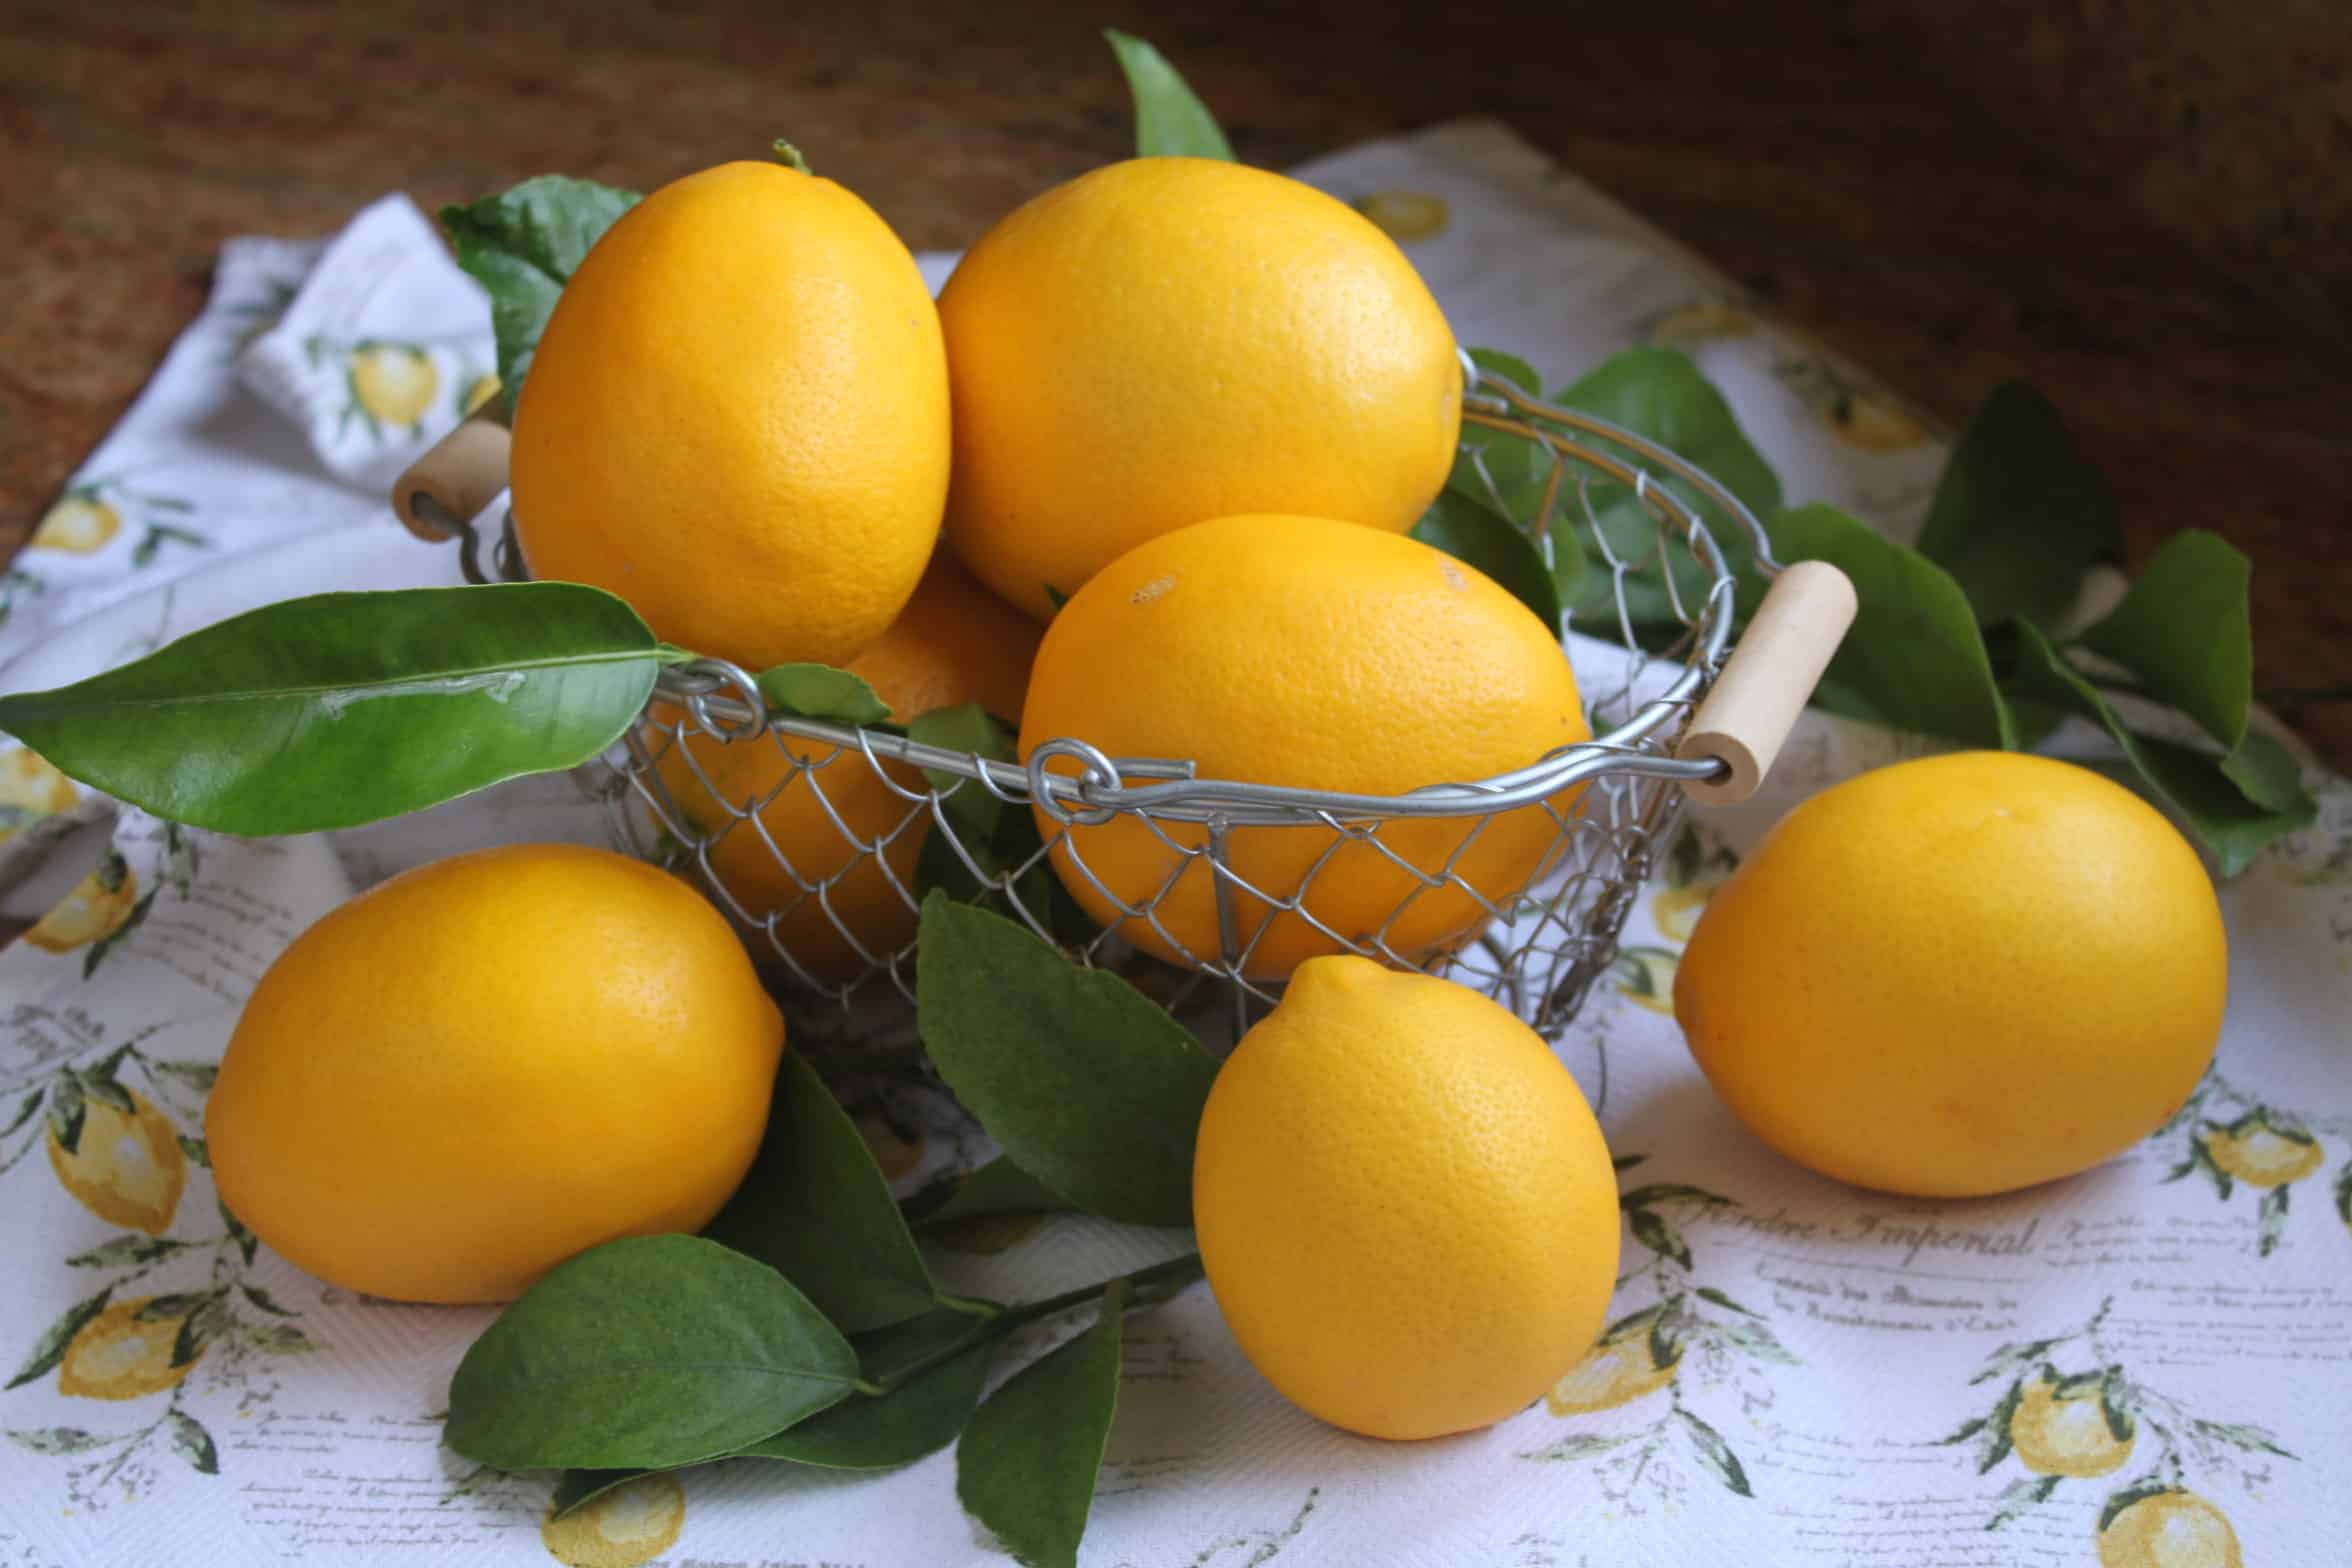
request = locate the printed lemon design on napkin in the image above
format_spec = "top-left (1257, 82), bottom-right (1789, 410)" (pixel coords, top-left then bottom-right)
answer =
top-left (348, 342), bottom-right (440, 430)
top-left (1777, 358), bottom-right (1929, 452)
top-left (30, 492), bottom-right (122, 556)
top-left (1352, 190), bottom-right (1449, 242)
top-left (459, 370), bottom-right (502, 418)
top-left (1646, 301), bottom-right (1756, 347)
top-left (57, 1297), bottom-right (202, 1401)
top-left (2009, 1370), bottom-right (2134, 1478)
top-left (1608, 946), bottom-right (1679, 1015)
top-left (0, 747), bottom-right (79, 844)
top-left (49, 1088), bottom-right (187, 1235)
top-left (2096, 1487), bottom-right (2242, 1568)
top-left (24, 853), bottom-right (140, 953)
top-left (542, 1472), bottom-right (686, 1568)
top-left (2202, 1111), bottom-right (2323, 1188)
top-left (1545, 1320), bottom-right (1679, 1414)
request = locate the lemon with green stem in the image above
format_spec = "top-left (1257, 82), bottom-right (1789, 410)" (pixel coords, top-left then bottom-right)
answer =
top-left (49, 1088), bottom-right (186, 1235)
top-left (57, 1296), bottom-right (202, 1401)
top-left (2009, 1371), bottom-right (2134, 1478)
top-left (2202, 1111), bottom-right (2323, 1187)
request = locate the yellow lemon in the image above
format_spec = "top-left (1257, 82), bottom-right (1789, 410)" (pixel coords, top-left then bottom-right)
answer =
top-left (2203, 1117), bottom-right (2322, 1187)
top-left (1352, 190), bottom-right (1450, 242)
top-left (49, 1088), bottom-right (186, 1236)
top-left (57, 1297), bottom-right (199, 1401)
top-left (655, 555), bottom-right (1039, 979)
top-left (24, 855), bottom-right (140, 953)
top-left (2010, 1374), bottom-right (2134, 1478)
top-left (514, 159), bottom-right (948, 671)
top-left (31, 494), bottom-right (122, 555)
top-left (1021, 514), bottom-right (1588, 980)
top-left (940, 158), bottom-right (1459, 618)
top-left (460, 372), bottom-right (502, 416)
top-left (2097, 1490), bottom-right (2242, 1568)
top-left (1546, 1323), bottom-right (1679, 1414)
top-left (542, 1473), bottom-right (686, 1568)
top-left (350, 344), bottom-right (440, 427)
top-left (207, 844), bottom-right (784, 1304)
top-left (0, 747), bottom-right (79, 844)
top-left (1194, 958), bottom-right (1620, 1439)
top-left (1675, 752), bottom-right (2226, 1197)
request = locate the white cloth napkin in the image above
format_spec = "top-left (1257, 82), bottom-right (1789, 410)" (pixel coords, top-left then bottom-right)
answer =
top-left (3, 120), bottom-right (2347, 1568)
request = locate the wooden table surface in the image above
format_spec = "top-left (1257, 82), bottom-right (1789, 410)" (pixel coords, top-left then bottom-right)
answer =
top-left (4, 0), bottom-right (2345, 765)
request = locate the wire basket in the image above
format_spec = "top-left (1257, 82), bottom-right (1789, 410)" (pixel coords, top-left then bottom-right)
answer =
top-left (394, 360), bottom-right (1851, 1045)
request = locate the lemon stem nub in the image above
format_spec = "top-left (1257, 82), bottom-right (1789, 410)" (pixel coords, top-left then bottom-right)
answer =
top-left (772, 141), bottom-right (812, 175)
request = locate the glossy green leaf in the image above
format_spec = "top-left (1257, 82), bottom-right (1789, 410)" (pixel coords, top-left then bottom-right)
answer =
top-left (907, 708), bottom-right (1098, 943)
top-left (907, 703), bottom-right (1012, 837)
top-left (756, 664), bottom-right (892, 726)
top-left (0, 585), bottom-right (660, 836)
top-left (1917, 382), bottom-right (2120, 628)
top-left (702, 1053), bottom-right (940, 1334)
top-left (1105, 31), bottom-right (1233, 160)
top-left (917, 896), bottom-right (1219, 1227)
top-left (1767, 505), bottom-right (2012, 747)
top-left (1412, 490), bottom-right (1564, 633)
top-left (957, 1280), bottom-right (1129, 1568)
top-left (2007, 622), bottom-right (2315, 874)
top-left (741, 1305), bottom-right (998, 1470)
top-left (445, 1235), bottom-right (859, 1472)
top-left (905, 1157), bottom-right (1077, 1228)
top-left (1553, 349), bottom-right (1780, 627)
top-left (2079, 530), bottom-right (2250, 751)
top-left (440, 176), bottom-right (641, 416)
top-left (552, 1304), bottom-right (1007, 1515)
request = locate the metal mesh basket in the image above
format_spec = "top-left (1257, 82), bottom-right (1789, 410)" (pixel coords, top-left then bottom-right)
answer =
top-left (400, 359), bottom-right (1843, 1044)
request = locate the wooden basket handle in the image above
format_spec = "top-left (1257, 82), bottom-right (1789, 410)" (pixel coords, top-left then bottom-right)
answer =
top-left (1676, 560), bottom-right (1858, 806)
top-left (392, 415), bottom-right (513, 543)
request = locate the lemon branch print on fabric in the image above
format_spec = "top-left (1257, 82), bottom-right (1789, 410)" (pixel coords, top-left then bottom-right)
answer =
top-left (2152, 1066), bottom-right (2341, 1257)
top-left (15, 824), bottom-right (198, 981)
top-left (32, 471), bottom-right (208, 569)
top-left (306, 334), bottom-right (444, 439)
top-left (1932, 1295), bottom-right (2292, 1552)
top-left (1522, 1156), bottom-right (1799, 1506)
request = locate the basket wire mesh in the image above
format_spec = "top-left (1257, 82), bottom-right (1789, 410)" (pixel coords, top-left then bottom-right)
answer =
top-left (440, 359), bottom-right (1780, 1045)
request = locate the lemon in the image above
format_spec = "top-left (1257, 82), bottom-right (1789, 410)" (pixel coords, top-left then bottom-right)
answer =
top-left (2097, 1490), bottom-right (2242, 1568)
top-left (350, 344), bottom-right (439, 427)
top-left (1194, 957), bottom-right (1619, 1439)
top-left (1675, 752), bottom-right (2226, 1196)
top-left (2009, 1374), bottom-right (2133, 1478)
top-left (542, 1473), bottom-right (686, 1568)
top-left (31, 494), bottom-right (122, 555)
top-left (207, 844), bottom-right (784, 1304)
top-left (49, 1089), bottom-right (186, 1236)
top-left (1546, 1323), bottom-right (1679, 1414)
top-left (24, 854), bottom-right (140, 953)
top-left (2203, 1116), bottom-right (2322, 1187)
top-left (0, 747), bottom-right (79, 844)
top-left (57, 1297), bottom-right (199, 1401)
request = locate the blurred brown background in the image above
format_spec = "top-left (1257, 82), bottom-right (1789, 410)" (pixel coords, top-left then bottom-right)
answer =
top-left (3, 0), bottom-right (2345, 760)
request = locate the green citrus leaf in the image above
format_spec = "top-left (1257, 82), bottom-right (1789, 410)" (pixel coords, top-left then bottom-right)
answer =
top-left (905, 1157), bottom-right (1077, 1228)
top-left (3, 1427), bottom-right (114, 1456)
top-left (755, 664), bottom-right (892, 727)
top-left (6, 1287), bottom-right (112, 1391)
top-left (1674, 1407), bottom-right (1752, 1497)
top-left (1987, 1473), bottom-right (2061, 1530)
top-left (1917, 383), bottom-right (2121, 628)
top-left (2008, 621), bottom-right (2315, 874)
top-left (167, 1410), bottom-right (219, 1475)
top-left (1104, 31), bottom-right (1233, 161)
top-left (1766, 504), bottom-right (2013, 747)
top-left (445, 1235), bottom-right (859, 1472)
top-left (440, 176), bottom-right (641, 416)
top-left (2079, 530), bottom-right (2250, 752)
top-left (740, 1305), bottom-right (998, 1470)
top-left (1412, 491), bottom-right (1564, 634)
top-left (906, 703), bottom-right (1012, 837)
top-left (702, 1053), bottom-right (940, 1334)
top-left (956, 1279), bottom-right (1129, 1568)
top-left (0, 585), bottom-right (660, 836)
top-left (916, 895), bottom-right (1218, 1226)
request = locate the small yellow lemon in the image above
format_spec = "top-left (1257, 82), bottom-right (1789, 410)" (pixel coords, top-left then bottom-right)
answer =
top-left (1021, 514), bottom-right (1588, 979)
top-left (0, 747), bottom-right (79, 844)
top-left (31, 494), bottom-right (122, 555)
top-left (207, 844), bottom-right (784, 1304)
top-left (58, 1297), bottom-right (199, 1401)
top-left (940, 158), bottom-right (1459, 618)
top-left (49, 1089), bottom-right (186, 1236)
top-left (24, 855), bottom-right (140, 953)
top-left (1546, 1323), bottom-right (1679, 1414)
top-left (1352, 190), bottom-right (1450, 242)
top-left (1194, 958), bottom-right (1619, 1440)
top-left (1675, 752), bottom-right (2226, 1197)
top-left (2097, 1489), bottom-right (2242, 1568)
top-left (350, 344), bottom-right (440, 427)
top-left (2010, 1374), bottom-right (2134, 1478)
top-left (2203, 1116), bottom-right (2322, 1187)
top-left (542, 1473), bottom-right (687, 1568)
